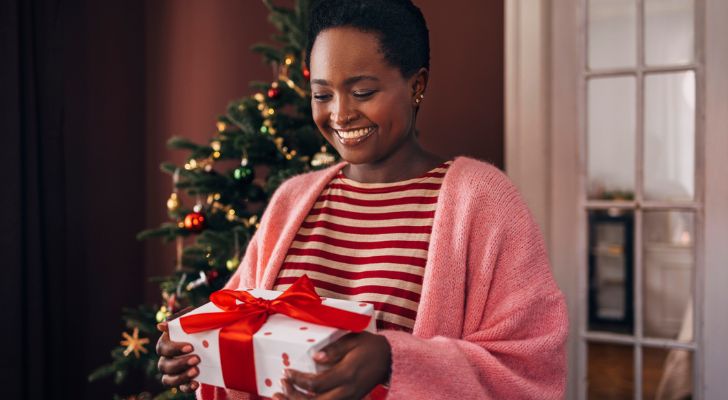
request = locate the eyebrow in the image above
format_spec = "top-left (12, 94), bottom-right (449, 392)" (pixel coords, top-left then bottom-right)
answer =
top-left (310, 75), bottom-right (380, 86)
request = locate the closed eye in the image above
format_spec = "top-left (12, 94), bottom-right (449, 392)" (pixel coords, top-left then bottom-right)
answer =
top-left (312, 93), bottom-right (332, 102)
top-left (353, 90), bottom-right (377, 98)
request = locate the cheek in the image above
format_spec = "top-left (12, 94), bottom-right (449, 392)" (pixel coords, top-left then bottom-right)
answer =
top-left (311, 104), bottom-right (329, 131)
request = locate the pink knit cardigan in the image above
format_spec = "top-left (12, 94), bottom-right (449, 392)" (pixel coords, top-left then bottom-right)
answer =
top-left (200, 156), bottom-right (568, 400)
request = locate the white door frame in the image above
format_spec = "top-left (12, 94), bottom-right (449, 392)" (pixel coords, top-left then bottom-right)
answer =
top-left (505, 1), bottom-right (728, 398)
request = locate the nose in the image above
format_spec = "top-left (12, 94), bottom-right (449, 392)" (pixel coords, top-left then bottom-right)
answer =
top-left (330, 95), bottom-right (357, 126)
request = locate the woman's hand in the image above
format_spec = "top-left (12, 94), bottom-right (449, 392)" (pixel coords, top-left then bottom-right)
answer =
top-left (156, 308), bottom-right (201, 393)
top-left (273, 331), bottom-right (392, 400)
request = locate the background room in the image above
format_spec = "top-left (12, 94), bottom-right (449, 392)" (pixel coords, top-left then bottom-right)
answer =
top-left (3, 0), bottom-right (727, 399)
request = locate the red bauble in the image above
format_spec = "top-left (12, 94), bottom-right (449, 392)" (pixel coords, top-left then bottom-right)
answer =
top-left (183, 211), bottom-right (206, 233)
top-left (302, 67), bottom-right (310, 80)
top-left (267, 87), bottom-right (280, 99)
top-left (207, 269), bottom-right (219, 281)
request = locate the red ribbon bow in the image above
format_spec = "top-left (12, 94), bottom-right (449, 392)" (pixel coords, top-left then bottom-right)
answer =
top-left (179, 275), bottom-right (371, 393)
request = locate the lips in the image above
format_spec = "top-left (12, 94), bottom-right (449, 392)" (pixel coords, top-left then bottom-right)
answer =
top-left (333, 126), bottom-right (376, 146)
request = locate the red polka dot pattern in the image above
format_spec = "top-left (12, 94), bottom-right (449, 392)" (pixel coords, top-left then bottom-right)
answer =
top-left (265, 378), bottom-right (272, 387)
top-left (202, 340), bottom-right (209, 348)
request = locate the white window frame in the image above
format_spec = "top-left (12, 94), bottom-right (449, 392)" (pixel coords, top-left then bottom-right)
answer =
top-left (505, 0), bottom-right (728, 398)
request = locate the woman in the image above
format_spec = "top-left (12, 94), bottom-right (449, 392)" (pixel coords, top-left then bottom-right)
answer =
top-left (157, 1), bottom-right (568, 399)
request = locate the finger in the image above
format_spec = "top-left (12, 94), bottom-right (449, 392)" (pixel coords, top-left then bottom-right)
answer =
top-left (160, 366), bottom-right (199, 387)
top-left (314, 333), bottom-right (359, 365)
top-left (281, 377), bottom-right (313, 399)
top-left (285, 367), bottom-right (350, 395)
top-left (179, 380), bottom-right (199, 393)
top-left (156, 331), bottom-right (194, 357)
top-left (157, 353), bottom-right (200, 375)
top-left (157, 321), bottom-right (169, 333)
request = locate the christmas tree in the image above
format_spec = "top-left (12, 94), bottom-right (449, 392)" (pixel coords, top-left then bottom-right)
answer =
top-left (89, 1), bottom-right (337, 398)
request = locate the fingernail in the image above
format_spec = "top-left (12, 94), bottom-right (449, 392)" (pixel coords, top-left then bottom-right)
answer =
top-left (182, 345), bottom-right (193, 353)
top-left (191, 381), bottom-right (199, 390)
top-left (283, 368), bottom-right (291, 378)
top-left (188, 356), bottom-right (200, 366)
top-left (313, 351), bottom-right (326, 361)
top-left (188, 367), bottom-right (198, 377)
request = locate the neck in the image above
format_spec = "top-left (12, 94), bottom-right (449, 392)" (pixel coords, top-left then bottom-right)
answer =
top-left (343, 137), bottom-right (445, 183)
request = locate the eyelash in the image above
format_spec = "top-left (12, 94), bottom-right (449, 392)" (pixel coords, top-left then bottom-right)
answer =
top-left (312, 91), bottom-right (377, 102)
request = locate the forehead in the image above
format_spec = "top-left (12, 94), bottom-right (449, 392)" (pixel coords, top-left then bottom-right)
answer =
top-left (309, 27), bottom-right (392, 78)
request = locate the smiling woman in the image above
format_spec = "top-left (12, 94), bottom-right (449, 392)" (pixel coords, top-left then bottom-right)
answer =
top-left (308, 26), bottom-right (440, 179)
top-left (156, 1), bottom-right (568, 399)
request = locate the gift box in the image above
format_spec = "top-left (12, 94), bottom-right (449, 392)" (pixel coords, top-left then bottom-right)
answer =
top-left (168, 275), bottom-right (375, 398)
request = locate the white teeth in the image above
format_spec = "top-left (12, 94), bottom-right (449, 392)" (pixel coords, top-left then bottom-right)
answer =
top-left (336, 127), bottom-right (373, 139)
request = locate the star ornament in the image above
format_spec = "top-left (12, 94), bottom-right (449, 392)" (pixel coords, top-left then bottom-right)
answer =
top-left (120, 327), bottom-right (150, 358)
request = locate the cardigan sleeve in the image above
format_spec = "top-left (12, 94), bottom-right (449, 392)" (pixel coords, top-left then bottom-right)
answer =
top-left (379, 194), bottom-right (569, 399)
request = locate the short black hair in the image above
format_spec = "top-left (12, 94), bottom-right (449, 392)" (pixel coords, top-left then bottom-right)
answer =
top-left (306, 0), bottom-right (430, 77)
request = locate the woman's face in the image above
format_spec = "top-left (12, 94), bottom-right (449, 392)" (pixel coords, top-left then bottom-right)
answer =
top-left (309, 27), bottom-right (422, 165)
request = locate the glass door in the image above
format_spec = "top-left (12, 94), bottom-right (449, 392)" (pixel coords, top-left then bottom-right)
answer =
top-left (581, 0), bottom-right (701, 398)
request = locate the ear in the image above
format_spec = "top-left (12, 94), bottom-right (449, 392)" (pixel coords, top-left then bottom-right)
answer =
top-left (410, 67), bottom-right (429, 104)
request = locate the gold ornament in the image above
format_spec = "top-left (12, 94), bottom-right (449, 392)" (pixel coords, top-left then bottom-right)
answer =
top-left (216, 122), bottom-right (227, 132)
top-left (226, 255), bottom-right (240, 271)
top-left (120, 327), bottom-right (150, 358)
top-left (312, 146), bottom-right (336, 167)
top-left (166, 192), bottom-right (180, 212)
top-left (156, 305), bottom-right (171, 323)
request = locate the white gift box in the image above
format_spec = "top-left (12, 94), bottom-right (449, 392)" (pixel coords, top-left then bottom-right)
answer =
top-left (168, 288), bottom-right (375, 398)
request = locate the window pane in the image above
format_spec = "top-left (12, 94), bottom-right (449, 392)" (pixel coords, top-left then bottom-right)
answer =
top-left (588, 342), bottom-right (634, 398)
top-left (588, 0), bottom-right (637, 69)
top-left (645, 0), bottom-right (694, 66)
top-left (644, 72), bottom-right (695, 201)
top-left (588, 77), bottom-right (636, 200)
top-left (588, 210), bottom-right (634, 334)
top-left (643, 347), bottom-right (693, 399)
top-left (644, 211), bottom-right (694, 342)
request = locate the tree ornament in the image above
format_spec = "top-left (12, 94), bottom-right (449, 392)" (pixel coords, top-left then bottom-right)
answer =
top-left (207, 269), bottom-right (219, 282)
top-left (311, 146), bottom-right (336, 167)
top-left (233, 165), bottom-right (254, 185)
top-left (183, 211), bottom-right (206, 233)
top-left (226, 255), bottom-right (240, 271)
top-left (267, 82), bottom-right (281, 99)
top-left (186, 271), bottom-right (207, 291)
top-left (302, 66), bottom-right (310, 80)
top-left (155, 305), bottom-right (171, 323)
top-left (166, 192), bottom-right (180, 213)
top-left (120, 327), bottom-right (150, 358)
top-left (163, 292), bottom-right (178, 313)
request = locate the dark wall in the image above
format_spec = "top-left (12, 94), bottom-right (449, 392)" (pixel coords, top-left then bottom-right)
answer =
top-left (1, 0), bottom-right (147, 398)
top-left (416, 0), bottom-right (504, 166)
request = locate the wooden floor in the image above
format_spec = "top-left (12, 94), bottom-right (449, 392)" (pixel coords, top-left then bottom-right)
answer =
top-left (587, 342), bottom-right (692, 399)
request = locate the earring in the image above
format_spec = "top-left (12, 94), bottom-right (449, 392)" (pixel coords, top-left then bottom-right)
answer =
top-left (415, 94), bottom-right (425, 104)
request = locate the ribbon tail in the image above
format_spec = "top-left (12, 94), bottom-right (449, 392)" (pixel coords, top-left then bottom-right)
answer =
top-left (219, 313), bottom-right (268, 393)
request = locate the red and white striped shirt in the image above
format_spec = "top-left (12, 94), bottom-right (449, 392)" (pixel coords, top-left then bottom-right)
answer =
top-left (273, 161), bottom-right (452, 332)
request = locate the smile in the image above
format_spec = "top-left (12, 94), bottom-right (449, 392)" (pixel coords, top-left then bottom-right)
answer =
top-left (333, 126), bottom-right (376, 145)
